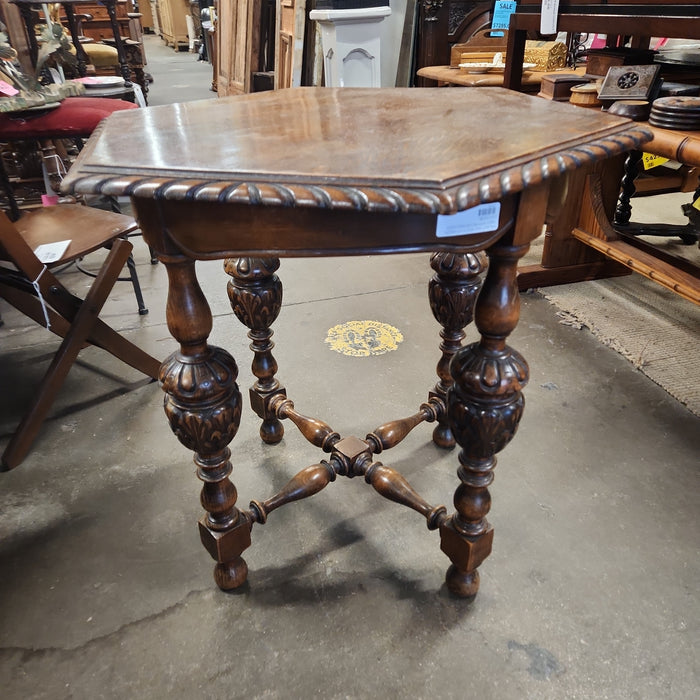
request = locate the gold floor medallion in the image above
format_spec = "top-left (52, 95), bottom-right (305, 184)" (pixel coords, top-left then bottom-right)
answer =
top-left (325, 320), bottom-right (404, 357)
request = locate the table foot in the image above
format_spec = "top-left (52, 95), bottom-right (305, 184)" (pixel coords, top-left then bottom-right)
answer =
top-left (260, 419), bottom-right (284, 444)
top-left (431, 422), bottom-right (455, 450)
top-left (214, 557), bottom-right (249, 591)
top-left (441, 241), bottom-right (529, 600)
top-left (445, 565), bottom-right (479, 600)
top-left (428, 251), bottom-right (486, 450)
top-left (226, 257), bottom-right (285, 444)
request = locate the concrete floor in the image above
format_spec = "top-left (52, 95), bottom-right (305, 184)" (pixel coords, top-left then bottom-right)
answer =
top-left (1, 35), bottom-right (699, 699)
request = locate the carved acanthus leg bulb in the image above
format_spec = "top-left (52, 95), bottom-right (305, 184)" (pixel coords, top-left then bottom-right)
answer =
top-left (159, 255), bottom-right (250, 590)
top-left (440, 241), bottom-right (530, 598)
top-left (428, 251), bottom-right (486, 448)
top-left (225, 257), bottom-right (286, 444)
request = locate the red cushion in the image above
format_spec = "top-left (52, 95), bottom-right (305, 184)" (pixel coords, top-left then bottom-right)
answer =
top-left (0, 97), bottom-right (137, 140)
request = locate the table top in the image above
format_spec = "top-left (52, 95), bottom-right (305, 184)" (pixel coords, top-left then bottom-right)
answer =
top-left (61, 87), bottom-right (652, 216)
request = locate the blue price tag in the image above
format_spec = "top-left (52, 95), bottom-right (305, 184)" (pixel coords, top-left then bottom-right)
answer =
top-left (491, 0), bottom-right (517, 32)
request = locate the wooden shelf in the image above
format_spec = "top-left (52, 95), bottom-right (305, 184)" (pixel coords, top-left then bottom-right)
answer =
top-left (572, 228), bottom-right (700, 304)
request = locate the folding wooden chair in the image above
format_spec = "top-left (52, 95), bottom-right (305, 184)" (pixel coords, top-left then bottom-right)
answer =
top-left (0, 204), bottom-right (160, 470)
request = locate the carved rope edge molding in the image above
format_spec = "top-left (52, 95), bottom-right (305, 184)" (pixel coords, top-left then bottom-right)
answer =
top-left (67, 128), bottom-right (651, 216)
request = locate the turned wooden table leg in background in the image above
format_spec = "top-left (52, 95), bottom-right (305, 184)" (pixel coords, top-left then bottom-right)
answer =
top-left (428, 251), bottom-right (486, 449)
top-left (159, 254), bottom-right (251, 591)
top-left (225, 256), bottom-right (286, 444)
top-left (615, 150), bottom-right (643, 226)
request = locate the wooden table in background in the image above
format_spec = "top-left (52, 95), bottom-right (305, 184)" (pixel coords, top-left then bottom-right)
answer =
top-left (416, 65), bottom-right (543, 91)
top-left (500, 1), bottom-right (700, 303)
top-left (61, 88), bottom-right (650, 600)
top-left (569, 124), bottom-right (700, 304)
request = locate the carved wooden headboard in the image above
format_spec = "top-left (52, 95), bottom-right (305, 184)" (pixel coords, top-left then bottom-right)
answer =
top-left (415, 0), bottom-right (494, 85)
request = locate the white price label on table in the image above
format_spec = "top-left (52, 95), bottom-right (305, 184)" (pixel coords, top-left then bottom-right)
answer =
top-left (436, 203), bottom-right (501, 238)
top-left (540, 0), bottom-right (560, 35)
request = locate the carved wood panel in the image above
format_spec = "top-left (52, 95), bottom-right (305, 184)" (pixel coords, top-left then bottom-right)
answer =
top-left (415, 0), bottom-right (493, 85)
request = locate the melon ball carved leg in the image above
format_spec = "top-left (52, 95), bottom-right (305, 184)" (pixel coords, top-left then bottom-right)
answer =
top-left (225, 257), bottom-right (285, 444)
top-left (440, 242), bottom-right (529, 599)
top-left (160, 256), bottom-right (250, 591)
top-left (428, 252), bottom-right (486, 449)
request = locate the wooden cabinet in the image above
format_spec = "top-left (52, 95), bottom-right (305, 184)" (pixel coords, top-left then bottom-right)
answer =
top-left (216, 0), bottom-right (260, 95)
top-left (75, 0), bottom-right (132, 42)
top-left (139, 0), bottom-right (154, 31)
top-left (415, 1), bottom-right (493, 86)
top-left (159, 0), bottom-right (189, 50)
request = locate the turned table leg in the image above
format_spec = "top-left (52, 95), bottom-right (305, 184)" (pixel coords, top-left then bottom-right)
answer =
top-left (159, 255), bottom-right (250, 590)
top-left (225, 257), bottom-right (286, 444)
top-left (428, 251), bottom-right (486, 448)
top-left (440, 240), bottom-right (530, 599)
top-left (614, 150), bottom-right (643, 227)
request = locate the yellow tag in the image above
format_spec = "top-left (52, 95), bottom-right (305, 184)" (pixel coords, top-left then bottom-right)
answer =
top-left (642, 152), bottom-right (669, 170)
top-left (692, 196), bottom-right (700, 212)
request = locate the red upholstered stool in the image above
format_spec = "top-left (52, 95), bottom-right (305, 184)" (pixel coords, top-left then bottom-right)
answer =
top-left (0, 97), bottom-right (148, 314)
top-left (0, 97), bottom-right (137, 139)
top-left (0, 97), bottom-right (137, 216)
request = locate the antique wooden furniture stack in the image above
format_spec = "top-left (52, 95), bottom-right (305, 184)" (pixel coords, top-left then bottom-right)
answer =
top-left (215, 0), bottom-right (278, 95)
top-left (0, 1), bottom-right (145, 213)
top-left (415, 28), bottom-right (572, 91)
top-left (68, 0), bottom-right (149, 99)
top-left (72, 0), bottom-right (139, 43)
top-left (502, 1), bottom-right (700, 304)
top-left (10, 0), bottom-right (148, 101)
top-left (61, 87), bottom-right (649, 598)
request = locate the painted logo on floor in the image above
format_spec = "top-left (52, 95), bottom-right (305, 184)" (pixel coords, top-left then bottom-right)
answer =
top-left (325, 320), bottom-right (404, 357)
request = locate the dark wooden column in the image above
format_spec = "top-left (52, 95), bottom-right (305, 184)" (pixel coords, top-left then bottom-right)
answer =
top-left (159, 253), bottom-right (251, 591)
top-left (440, 234), bottom-right (530, 598)
top-left (225, 256), bottom-right (286, 444)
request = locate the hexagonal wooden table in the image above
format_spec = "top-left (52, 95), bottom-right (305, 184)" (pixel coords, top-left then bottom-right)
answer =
top-left (62, 87), bottom-right (650, 599)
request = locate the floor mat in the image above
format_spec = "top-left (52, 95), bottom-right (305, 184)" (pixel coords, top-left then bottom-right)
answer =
top-left (529, 223), bottom-right (700, 416)
top-left (523, 193), bottom-right (700, 416)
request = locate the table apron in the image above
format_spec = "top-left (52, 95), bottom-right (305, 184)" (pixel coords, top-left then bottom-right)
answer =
top-left (131, 195), bottom-right (523, 259)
